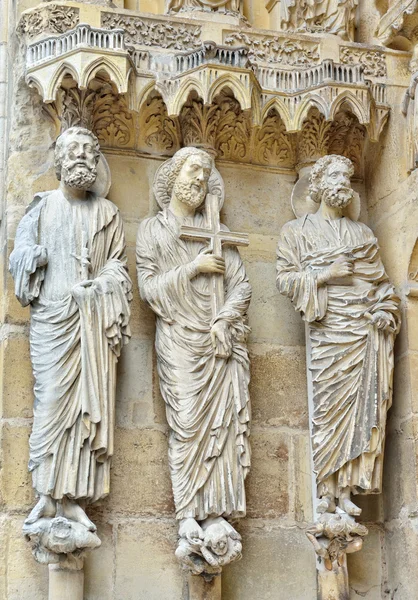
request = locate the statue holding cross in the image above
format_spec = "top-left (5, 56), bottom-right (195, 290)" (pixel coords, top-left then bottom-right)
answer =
top-left (136, 147), bottom-right (252, 576)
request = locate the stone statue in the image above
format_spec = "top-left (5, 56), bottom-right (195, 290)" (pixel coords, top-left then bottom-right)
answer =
top-left (9, 126), bottom-right (132, 567)
top-left (280, 0), bottom-right (358, 39)
top-left (166, 0), bottom-right (242, 14)
top-left (136, 146), bottom-right (251, 577)
top-left (276, 155), bottom-right (400, 524)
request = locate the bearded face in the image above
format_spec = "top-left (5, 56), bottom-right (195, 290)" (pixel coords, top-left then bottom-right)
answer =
top-left (322, 184), bottom-right (355, 209)
top-left (172, 154), bottom-right (212, 209)
top-left (59, 133), bottom-right (99, 191)
top-left (320, 163), bottom-right (354, 209)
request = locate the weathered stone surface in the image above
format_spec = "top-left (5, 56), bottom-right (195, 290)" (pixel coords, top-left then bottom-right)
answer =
top-left (116, 337), bottom-right (154, 428)
top-left (220, 165), bottom-right (296, 237)
top-left (0, 334), bottom-right (33, 419)
top-left (245, 258), bottom-right (305, 346)
top-left (84, 523), bottom-right (114, 600)
top-left (249, 344), bottom-right (308, 429)
top-left (348, 527), bottom-right (383, 600)
top-left (114, 519), bottom-right (183, 600)
top-left (3, 516), bottom-right (49, 600)
top-left (222, 521), bottom-right (317, 599)
top-left (0, 423), bottom-right (33, 510)
top-left (292, 433), bottom-right (314, 523)
top-left (108, 428), bottom-right (174, 516)
top-left (245, 430), bottom-right (289, 519)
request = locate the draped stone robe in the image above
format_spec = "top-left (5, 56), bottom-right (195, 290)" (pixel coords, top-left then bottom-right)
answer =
top-left (166, 0), bottom-right (241, 12)
top-left (281, 0), bottom-right (358, 36)
top-left (276, 212), bottom-right (400, 498)
top-left (136, 208), bottom-right (251, 521)
top-left (10, 191), bottom-right (132, 503)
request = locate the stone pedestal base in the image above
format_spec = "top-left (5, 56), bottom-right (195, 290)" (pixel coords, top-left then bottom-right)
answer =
top-left (188, 574), bottom-right (221, 600)
top-left (317, 555), bottom-right (349, 600)
top-left (48, 565), bottom-right (84, 600)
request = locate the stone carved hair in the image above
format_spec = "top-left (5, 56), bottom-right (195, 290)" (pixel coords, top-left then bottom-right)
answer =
top-left (308, 154), bottom-right (355, 204)
top-left (166, 146), bottom-right (213, 198)
top-left (54, 126), bottom-right (101, 180)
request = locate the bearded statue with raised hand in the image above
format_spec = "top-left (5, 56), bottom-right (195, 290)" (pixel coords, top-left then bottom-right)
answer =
top-left (10, 126), bottom-right (132, 567)
top-left (276, 155), bottom-right (400, 528)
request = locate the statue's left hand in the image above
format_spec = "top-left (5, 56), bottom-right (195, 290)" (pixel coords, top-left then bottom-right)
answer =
top-left (211, 320), bottom-right (232, 359)
top-left (370, 310), bottom-right (393, 332)
top-left (72, 280), bottom-right (95, 304)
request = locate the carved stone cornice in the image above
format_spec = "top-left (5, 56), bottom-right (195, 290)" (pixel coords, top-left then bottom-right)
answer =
top-left (102, 12), bottom-right (202, 50)
top-left (375, 0), bottom-right (418, 45)
top-left (17, 4), bottom-right (79, 40)
top-left (19, 4), bottom-right (391, 156)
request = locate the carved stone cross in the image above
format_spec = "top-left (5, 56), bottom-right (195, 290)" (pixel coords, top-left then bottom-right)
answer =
top-left (180, 193), bottom-right (249, 317)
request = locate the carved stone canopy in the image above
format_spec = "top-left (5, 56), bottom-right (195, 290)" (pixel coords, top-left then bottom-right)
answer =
top-left (18, 4), bottom-right (390, 147)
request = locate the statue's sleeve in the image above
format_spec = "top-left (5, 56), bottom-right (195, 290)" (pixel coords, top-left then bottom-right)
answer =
top-left (276, 221), bottom-right (327, 323)
top-left (93, 210), bottom-right (132, 356)
top-left (136, 217), bottom-right (198, 323)
top-left (9, 202), bottom-right (47, 307)
top-left (213, 238), bottom-right (251, 332)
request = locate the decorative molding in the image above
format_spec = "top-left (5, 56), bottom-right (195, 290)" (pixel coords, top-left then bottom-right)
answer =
top-left (340, 47), bottom-right (387, 78)
top-left (224, 31), bottom-right (320, 66)
top-left (17, 4), bottom-right (79, 39)
top-left (101, 13), bottom-right (202, 50)
top-left (254, 108), bottom-right (295, 167)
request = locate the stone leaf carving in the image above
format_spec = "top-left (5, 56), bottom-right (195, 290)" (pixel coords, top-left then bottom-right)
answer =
top-left (276, 154), bottom-right (401, 585)
top-left (136, 148), bottom-right (251, 576)
top-left (298, 108), bottom-right (366, 175)
top-left (179, 92), bottom-right (294, 167)
top-left (17, 4), bottom-right (79, 39)
top-left (279, 0), bottom-right (358, 41)
top-left (9, 127), bottom-right (132, 566)
top-left (93, 87), bottom-right (134, 148)
top-left (306, 510), bottom-right (368, 571)
top-left (254, 109), bottom-right (296, 167)
top-left (23, 517), bottom-right (101, 570)
top-left (224, 32), bottom-right (320, 66)
top-left (101, 13), bottom-right (202, 50)
top-left (139, 95), bottom-right (181, 154)
top-left (43, 79), bottom-right (135, 148)
top-left (340, 47), bottom-right (387, 78)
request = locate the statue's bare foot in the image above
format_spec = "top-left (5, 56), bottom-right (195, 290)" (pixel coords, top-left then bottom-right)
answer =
top-left (57, 497), bottom-right (97, 532)
top-left (317, 495), bottom-right (336, 514)
top-left (339, 496), bottom-right (362, 517)
top-left (179, 518), bottom-right (203, 542)
top-left (25, 495), bottom-right (56, 524)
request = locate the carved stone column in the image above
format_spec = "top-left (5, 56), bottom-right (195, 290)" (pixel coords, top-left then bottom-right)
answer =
top-left (49, 565), bottom-right (84, 600)
top-left (188, 574), bottom-right (222, 600)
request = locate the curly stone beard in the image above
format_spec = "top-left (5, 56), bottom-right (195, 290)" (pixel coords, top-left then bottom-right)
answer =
top-left (61, 159), bottom-right (97, 190)
top-left (322, 185), bottom-right (354, 209)
top-left (173, 175), bottom-right (207, 209)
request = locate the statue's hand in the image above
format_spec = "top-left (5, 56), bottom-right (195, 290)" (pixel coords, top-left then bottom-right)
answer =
top-left (211, 320), bottom-right (232, 359)
top-left (318, 255), bottom-right (354, 285)
top-left (370, 310), bottom-right (393, 332)
top-left (72, 280), bottom-right (94, 304)
top-left (33, 245), bottom-right (48, 267)
top-left (193, 248), bottom-right (225, 275)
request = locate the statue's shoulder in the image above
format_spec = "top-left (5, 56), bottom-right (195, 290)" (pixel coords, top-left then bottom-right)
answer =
top-left (280, 215), bottom-right (306, 235)
top-left (25, 190), bottom-right (53, 215)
